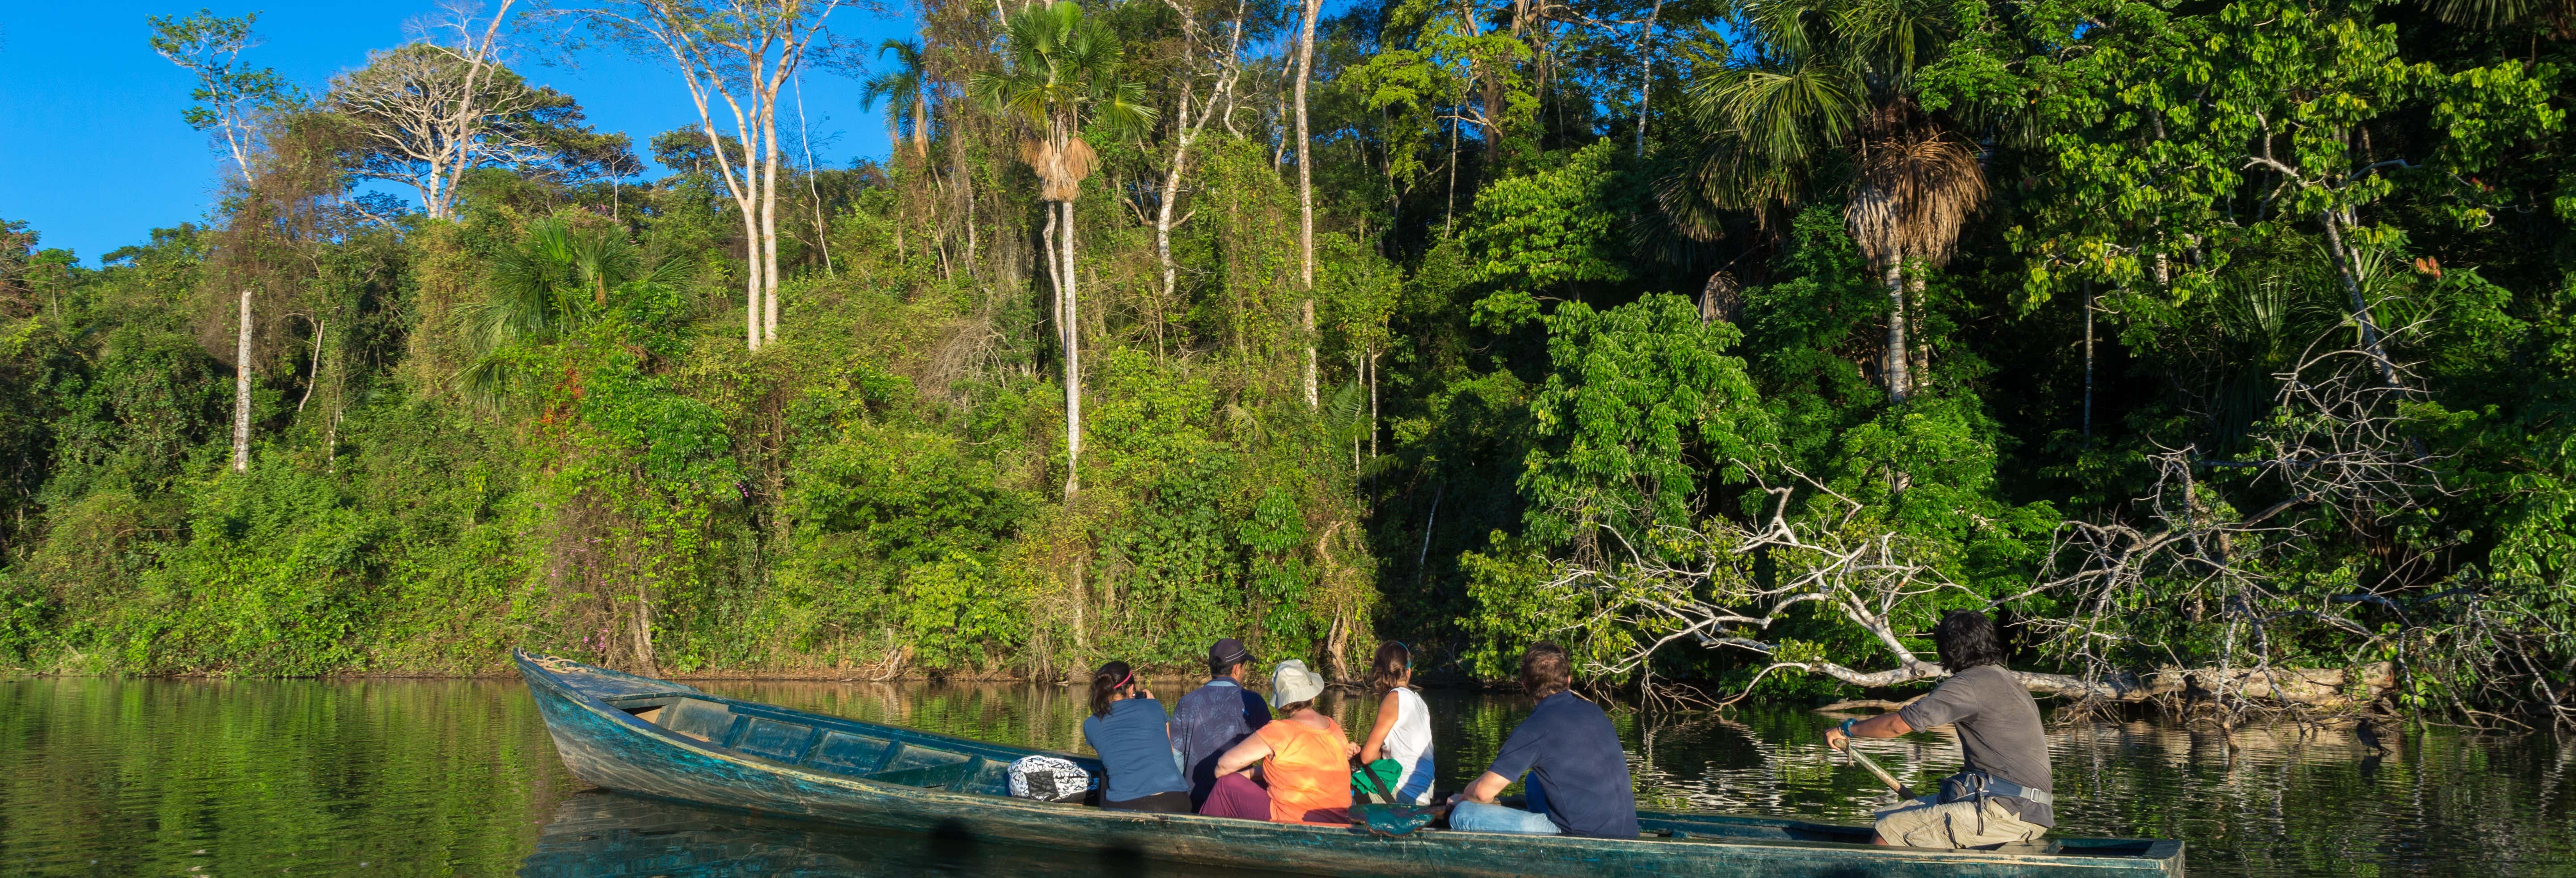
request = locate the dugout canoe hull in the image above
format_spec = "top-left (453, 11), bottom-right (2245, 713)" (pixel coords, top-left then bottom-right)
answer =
top-left (515, 650), bottom-right (2184, 877)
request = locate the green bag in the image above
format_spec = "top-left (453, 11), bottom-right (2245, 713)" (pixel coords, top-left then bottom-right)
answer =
top-left (1351, 758), bottom-right (1403, 802)
top-left (1348, 757), bottom-right (1444, 836)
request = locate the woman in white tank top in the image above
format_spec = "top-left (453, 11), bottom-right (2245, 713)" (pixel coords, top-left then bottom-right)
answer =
top-left (1358, 641), bottom-right (1435, 805)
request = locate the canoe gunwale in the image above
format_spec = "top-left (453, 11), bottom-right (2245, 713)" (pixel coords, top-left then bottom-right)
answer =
top-left (514, 649), bottom-right (2187, 877)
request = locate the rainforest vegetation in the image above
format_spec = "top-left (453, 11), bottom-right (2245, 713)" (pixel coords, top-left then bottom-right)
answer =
top-left (3, 0), bottom-right (2575, 725)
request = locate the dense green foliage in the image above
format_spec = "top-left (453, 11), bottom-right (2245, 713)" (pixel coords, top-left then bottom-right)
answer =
top-left (4, 0), bottom-right (2575, 720)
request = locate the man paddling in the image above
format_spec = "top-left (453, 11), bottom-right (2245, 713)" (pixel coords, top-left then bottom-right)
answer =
top-left (1173, 638), bottom-right (1271, 809)
top-left (1825, 609), bottom-right (2055, 848)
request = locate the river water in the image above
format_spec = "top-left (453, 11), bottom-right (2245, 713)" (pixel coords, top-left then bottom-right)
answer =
top-left (2, 676), bottom-right (2570, 877)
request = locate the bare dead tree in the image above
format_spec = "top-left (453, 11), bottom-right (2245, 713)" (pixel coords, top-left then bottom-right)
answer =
top-left (1147, 0), bottom-right (1248, 348)
top-left (573, 0), bottom-right (844, 351)
top-left (327, 0), bottom-right (526, 220)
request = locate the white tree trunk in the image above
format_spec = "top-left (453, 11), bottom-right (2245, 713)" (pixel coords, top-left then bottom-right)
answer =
top-left (1154, 80), bottom-right (1197, 308)
top-left (231, 285), bottom-right (253, 472)
top-left (1061, 200), bottom-right (1083, 498)
top-left (1294, 0), bottom-right (1321, 409)
top-left (1043, 203), bottom-right (1064, 327)
top-left (743, 203), bottom-right (764, 350)
top-left (762, 98), bottom-right (783, 343)
top-left (1883, 259), bottom-right (1910, 403)
top-left (1634, 0), bottom-right (1662, 157)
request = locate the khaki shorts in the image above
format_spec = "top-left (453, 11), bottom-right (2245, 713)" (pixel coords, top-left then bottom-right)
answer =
top-left (1872, 794), bottom-right (2047, 848)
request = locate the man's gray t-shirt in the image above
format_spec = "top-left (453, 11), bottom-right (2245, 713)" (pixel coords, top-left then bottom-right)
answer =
top-left (1896, 664), bottom-right (2055, 826)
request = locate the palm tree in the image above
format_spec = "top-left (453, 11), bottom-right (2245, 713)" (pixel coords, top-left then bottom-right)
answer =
top-left (1664, 0), bottom-right (1985, 403)
top-left (860, 38), bottom-right (931, 162)
top-left (969, 1), bottom-right (1154, 497)
top-left (1847, 106), bottom-right (1985, 402)
top-left (459, 219), bottom-right (678, 404)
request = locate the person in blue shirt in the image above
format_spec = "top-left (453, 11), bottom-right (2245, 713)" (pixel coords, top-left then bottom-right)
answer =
top-left (1172, 638), bottom-right (1271, 809)
top-left (1080, 660), bottom-right (1192, 813)
top-left (1445, 642), bottom-right (1639, 838)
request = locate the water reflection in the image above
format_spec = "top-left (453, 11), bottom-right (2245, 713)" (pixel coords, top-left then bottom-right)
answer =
top-left (1, 675), bottom-right (2568, 877)
top-left (520, 791), bottom-right (1301, 878)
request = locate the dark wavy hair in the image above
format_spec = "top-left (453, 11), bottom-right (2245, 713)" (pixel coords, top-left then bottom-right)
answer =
top-left (1089, 660), bottom-right (1134, 718)
top-left (1933, 610), bottom-right (2008, 672)
top-left (1519, 642), bottom-right (1572, 699)
top-left (1367, 641), bottom-right (1413, 694)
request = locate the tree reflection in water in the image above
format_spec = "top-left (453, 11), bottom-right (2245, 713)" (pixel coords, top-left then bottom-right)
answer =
top-left (520, 791), bottom-right (1291, 878)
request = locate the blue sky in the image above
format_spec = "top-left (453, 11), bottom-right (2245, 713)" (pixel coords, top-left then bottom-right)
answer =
top-left (0, 2), bottom-right (914, 264)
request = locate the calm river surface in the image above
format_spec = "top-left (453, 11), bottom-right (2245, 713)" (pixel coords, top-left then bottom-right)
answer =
top-left (2, 675), bottom-right (2571, 877)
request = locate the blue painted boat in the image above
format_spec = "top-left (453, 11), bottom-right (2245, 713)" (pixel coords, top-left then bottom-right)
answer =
top-left (516, 650), bottom-right (2186, 877)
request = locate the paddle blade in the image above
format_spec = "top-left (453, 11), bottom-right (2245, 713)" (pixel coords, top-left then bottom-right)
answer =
top-left (1351, 802), bottom-right (1441, 836)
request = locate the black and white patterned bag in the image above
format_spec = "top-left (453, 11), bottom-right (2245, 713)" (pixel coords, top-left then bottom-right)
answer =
top-left (1007, 755), bottom-right (1096, 803)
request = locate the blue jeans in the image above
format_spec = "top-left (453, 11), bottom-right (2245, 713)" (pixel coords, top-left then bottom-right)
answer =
top-left (1448, 800), bottom-right (1561, 835)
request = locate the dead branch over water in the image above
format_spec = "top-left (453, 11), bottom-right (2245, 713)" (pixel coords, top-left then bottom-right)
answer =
top-left (1547, 327), bottom-right (2575, 730)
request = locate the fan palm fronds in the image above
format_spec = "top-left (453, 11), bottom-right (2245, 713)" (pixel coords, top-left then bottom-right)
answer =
top-left (969, 0), bottom-right (1155, 199)
top-left (458, 218), bottom-right (678, 404)
top-left (1846, 121), bottom-right (1987, 268)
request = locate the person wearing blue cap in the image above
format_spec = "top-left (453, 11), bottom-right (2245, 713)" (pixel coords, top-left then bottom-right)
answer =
top-left (1172, 637), bottom-right (1271, 809)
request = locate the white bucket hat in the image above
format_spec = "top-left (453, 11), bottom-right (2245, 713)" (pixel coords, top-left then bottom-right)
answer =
top-left (1270, 659), bottom-right (1326, 709)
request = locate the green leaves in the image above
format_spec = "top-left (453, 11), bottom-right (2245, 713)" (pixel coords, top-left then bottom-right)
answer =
top-left (1520, 292), bottom-right (1772, 553)
top-left (1462, 140), bottom-right (1634, 294)
top-left (2008, 0), bottom-right (2562, 304)
top-left (148, 9), bottom-right (299, 137)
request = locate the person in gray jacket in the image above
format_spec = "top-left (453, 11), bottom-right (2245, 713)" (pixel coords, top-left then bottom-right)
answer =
top-left (1825, 609), bottom-right (2055, 848)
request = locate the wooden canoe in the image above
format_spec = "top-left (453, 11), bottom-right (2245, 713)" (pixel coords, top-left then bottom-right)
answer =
top-left (515, 650), bottom-right (2186, 877)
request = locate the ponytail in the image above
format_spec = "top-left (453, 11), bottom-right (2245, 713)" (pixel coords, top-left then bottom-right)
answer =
top-left (1089, 660), bottom-right (1133, 718)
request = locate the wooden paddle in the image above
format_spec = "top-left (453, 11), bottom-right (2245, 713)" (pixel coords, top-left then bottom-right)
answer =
top-left (1836, 740), bottom-right (1912, 798)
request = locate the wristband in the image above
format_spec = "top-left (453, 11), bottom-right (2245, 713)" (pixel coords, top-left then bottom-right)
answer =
top-left (1839, 718), bottom-right (1858, 737)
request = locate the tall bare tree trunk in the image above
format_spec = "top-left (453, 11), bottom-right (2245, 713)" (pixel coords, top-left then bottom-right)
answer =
top-left (1634, 0), bottom-right (1662, 157)
top-left (762, 106), bottom-right (783, 343)
top-left (2319, 209), bottom-right (2399, 386)
top-left (231, 286), bottom-right (253, 472)
top-left (1061, 200), bottom-right (1083, 498)
top-left (631, 576), bottom-right (656, 676)
top-left (1907, 271), bottom-right (1929, 386)
top-left (1295, 0), bottom-right (1322, 409)
top-left (744, 205), bottom-right (764, 350)
top-left (2083, 283), bottom-right (2095, 438)
top-left (1444, 113), bottom-right (1460, 237)
top-left (1156, 79), bottom-right (1200, 310)
top-left (796, 73), bottom-right (833, 277)
top-left (1883, 259), bottom-right (1911, 403)
top-left (1043, 202), bottom-right (1064, 346)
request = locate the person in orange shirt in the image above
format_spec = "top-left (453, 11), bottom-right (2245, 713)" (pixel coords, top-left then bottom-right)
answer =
top-left (1203, 659), bottom-right (1357, 824)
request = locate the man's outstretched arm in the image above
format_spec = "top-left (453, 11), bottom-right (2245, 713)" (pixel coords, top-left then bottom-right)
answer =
top-left (1823, 712), bottom-right (1915, 750)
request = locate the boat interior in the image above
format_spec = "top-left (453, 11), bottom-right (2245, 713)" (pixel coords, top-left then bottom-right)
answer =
top-left (606, 691), bottom-right (1034, 798)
